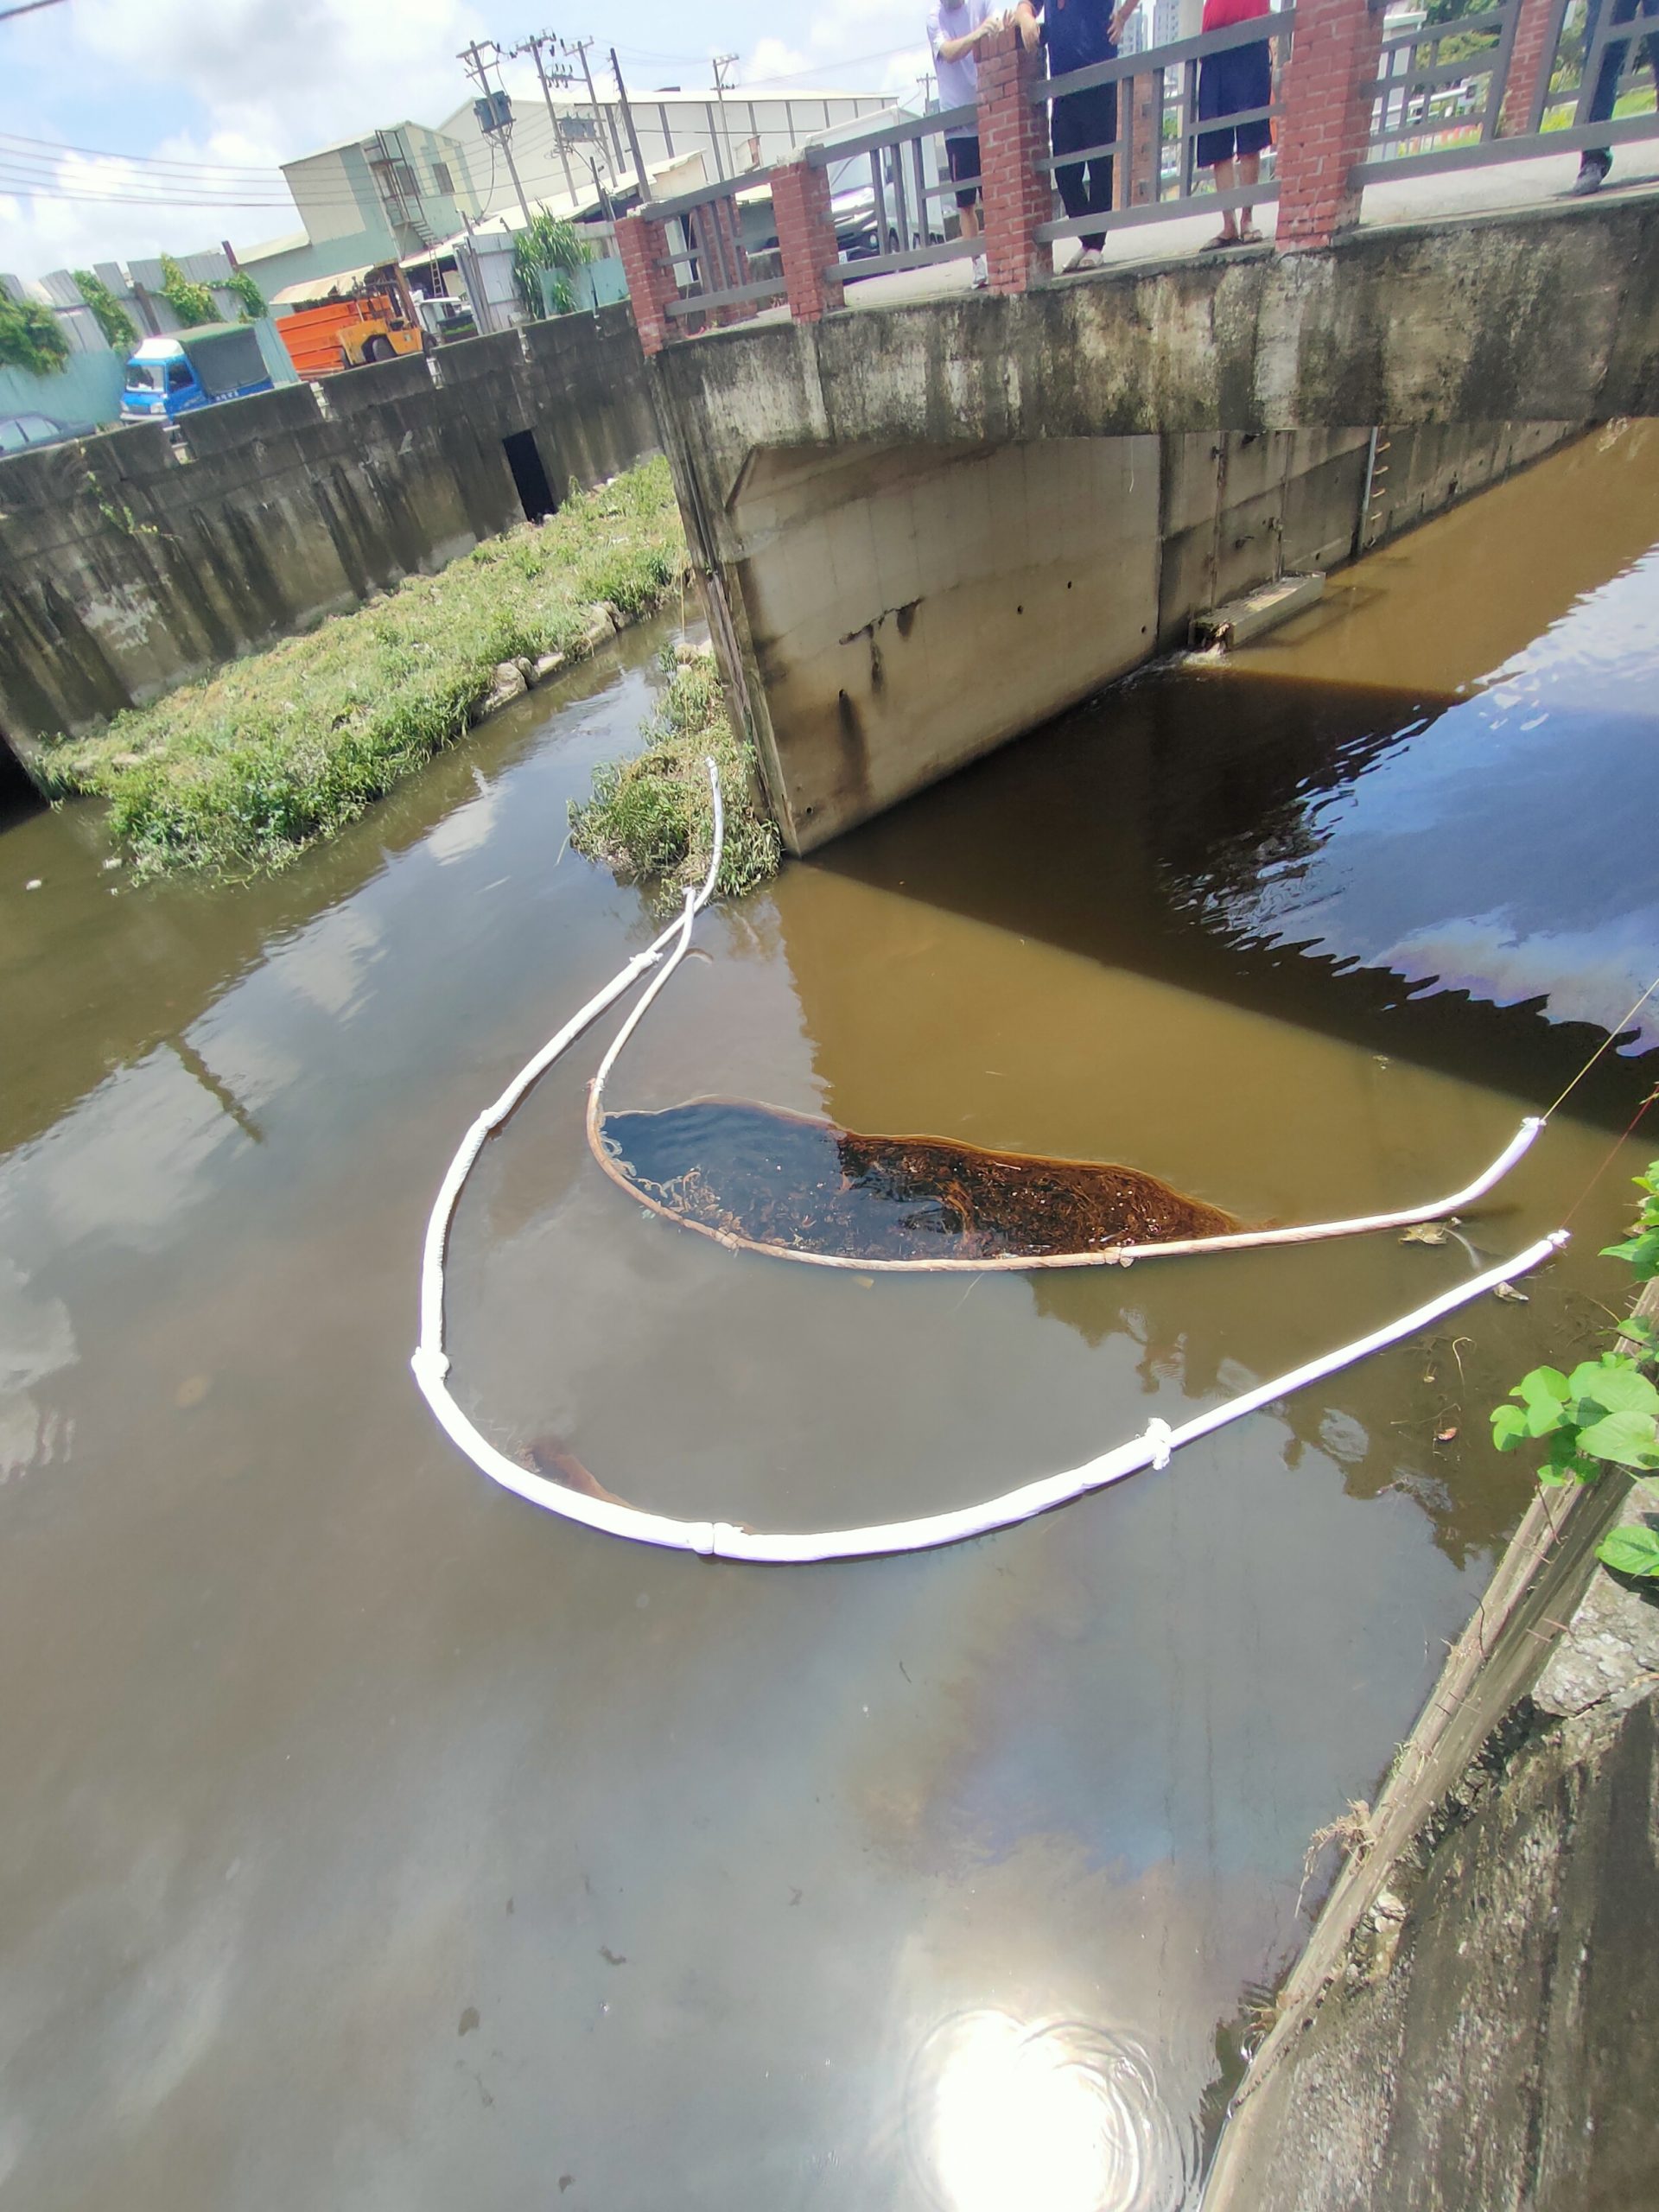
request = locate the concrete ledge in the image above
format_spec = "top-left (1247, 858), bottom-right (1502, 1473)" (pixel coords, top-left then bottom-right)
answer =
top-left (650, 190), bottom-right (1659, 501)
top-left (1192, 572), bottom-right (1325, 650)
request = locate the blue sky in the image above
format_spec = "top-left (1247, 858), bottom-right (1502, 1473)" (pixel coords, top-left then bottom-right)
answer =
top-left (0, 0), bottom-right (927, 278)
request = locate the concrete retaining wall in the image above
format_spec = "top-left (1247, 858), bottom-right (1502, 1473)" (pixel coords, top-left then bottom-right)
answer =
top-left (1203, 1280), bottom-right (1659, 2212)
top-left (0, 306), bottom-right (657, 750)
top-left (680, 417), bottom-right (1574, 854)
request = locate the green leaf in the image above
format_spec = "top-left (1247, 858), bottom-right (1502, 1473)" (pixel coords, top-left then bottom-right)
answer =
top-left (1575, 1408), bottom-right (1659, 1469)
top-left (1597, 1524), bottom-right (1659, 1578)
top-left (1512, 1368), bottom-right (1572, 1435)
top-left (1601, 1230), bottom-right (1659, 1279)
top-left (1491, 1404), bottom-right (1529, 1452)
top-left (1516, 1365), bottom-right (1568, 1403)
top-left (1566, 1359), bottom-right (1659, 1421)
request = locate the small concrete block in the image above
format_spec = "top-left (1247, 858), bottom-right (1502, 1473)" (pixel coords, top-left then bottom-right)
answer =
top-left (1192, 571), bottom-right (1325, 650)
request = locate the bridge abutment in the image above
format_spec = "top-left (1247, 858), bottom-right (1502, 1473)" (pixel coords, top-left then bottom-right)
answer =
top-left (670, 417), bottom-right (1573, 855)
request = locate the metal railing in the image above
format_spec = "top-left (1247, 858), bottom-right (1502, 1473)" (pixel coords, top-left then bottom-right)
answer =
top-left (1363, 1), bottom-right (1522, 159)
top-left (1354, 0), bottom-right (1659, 185)
top-left (1029, 10), bottom-right (1298, 242)
top-left (643, 167), bottom-right (789, 326)
top-left (805, 105), bottom-right (980, 283)
top-left (626, 0), bottom-right (1659, 345)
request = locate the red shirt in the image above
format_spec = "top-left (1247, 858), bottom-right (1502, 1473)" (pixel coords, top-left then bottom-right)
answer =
top-left (1202, 0), bottom-right (1271, 27)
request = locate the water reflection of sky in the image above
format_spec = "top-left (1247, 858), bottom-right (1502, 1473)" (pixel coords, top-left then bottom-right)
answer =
top-left (1202, 549), bottom-right (1659, 1051)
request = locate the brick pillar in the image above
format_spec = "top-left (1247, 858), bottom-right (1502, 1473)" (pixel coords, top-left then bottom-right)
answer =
top-left (1274, 0), bottom-right (1387, 251)
top-left (978, 22), bottom-right (1053, 294)
top-left (1499, 0), bottom-right (1558, 134)
top-left (772, 160), bottom-right (844, 322)
top-left (1116, 71), bottom-right (1160, 211)
top-left (618, 210), bottom-right (678, 355)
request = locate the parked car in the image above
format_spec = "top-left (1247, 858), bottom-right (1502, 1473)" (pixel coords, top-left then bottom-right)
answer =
top-left (120, 324), bottom-right (274, 428)
top-left (0, 411), bottom-right (95, 456)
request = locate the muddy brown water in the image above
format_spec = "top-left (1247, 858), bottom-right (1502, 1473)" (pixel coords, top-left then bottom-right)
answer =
top-left (2, 426), bottom-right (1657, 2211)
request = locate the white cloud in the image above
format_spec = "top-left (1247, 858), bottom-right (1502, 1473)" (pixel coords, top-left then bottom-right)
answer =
top-left (0, 0), bottom-right (489, 279)
top-left (744, 0), bottom-right (933, 95)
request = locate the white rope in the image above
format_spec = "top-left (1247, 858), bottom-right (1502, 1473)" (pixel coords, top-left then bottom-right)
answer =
top-left (411, 753), bottom-right (1565, 1561)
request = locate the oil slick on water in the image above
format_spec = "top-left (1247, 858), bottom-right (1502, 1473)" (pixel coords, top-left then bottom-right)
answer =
top-left (600, 1099), bottom-right (1237, 1262)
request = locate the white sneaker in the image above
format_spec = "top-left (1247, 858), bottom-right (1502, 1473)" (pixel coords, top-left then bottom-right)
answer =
top-left (971, 253), bottom-right (988, 289)
top-left (1073, 246), bottom-right (1104, 272)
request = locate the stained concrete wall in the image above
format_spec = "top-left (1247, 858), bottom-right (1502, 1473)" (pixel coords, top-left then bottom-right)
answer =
top-left (682, 417), bottom-right (1574, 854)
top-left (1203, 1510), bottom-right (1659, 2212)
top-left (0, 305), bottom-right (657, 749)
top-left (648, 194), bottom-right (1659, 468)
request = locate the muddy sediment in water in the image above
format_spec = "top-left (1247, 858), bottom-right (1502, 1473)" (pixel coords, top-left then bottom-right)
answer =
top-left (598, 1098), bottom-right (1238, 1262)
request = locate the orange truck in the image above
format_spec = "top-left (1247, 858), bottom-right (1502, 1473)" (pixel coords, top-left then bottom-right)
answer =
top-left (276, 263), bottom-right (428, 381)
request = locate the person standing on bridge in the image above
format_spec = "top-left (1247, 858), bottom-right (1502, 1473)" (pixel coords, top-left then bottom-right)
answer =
top-left (1195, 0), bottom-right (1274, 246)
top-left (1109, 0), bottom-right (1272, 245)
top-left (1015, 0), bottom-right (1138, 271)
top-left (927, 0), bottom-right (1004, 287)
top-left (1570, 0), bottom-right (1659, 194)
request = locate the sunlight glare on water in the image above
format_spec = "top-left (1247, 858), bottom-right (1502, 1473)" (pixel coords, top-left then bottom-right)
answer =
top-left (912, 2011), bottom-right (1192, 2212)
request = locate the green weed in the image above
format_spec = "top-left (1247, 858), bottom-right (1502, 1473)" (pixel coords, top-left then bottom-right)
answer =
top-left (569, 649), bottom-right (781, 903)
top-left (38, 459), bottom-right (685, 877)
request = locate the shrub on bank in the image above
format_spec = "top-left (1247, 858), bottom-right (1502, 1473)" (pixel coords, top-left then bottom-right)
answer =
top-left (36, 460), bottom-right (685, 877)
top-left (569, 649), bottom-right (781, 901)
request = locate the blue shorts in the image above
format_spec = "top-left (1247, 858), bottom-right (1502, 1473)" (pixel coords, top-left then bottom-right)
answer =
top-left (1197, 40), bottom-right (1272, 168)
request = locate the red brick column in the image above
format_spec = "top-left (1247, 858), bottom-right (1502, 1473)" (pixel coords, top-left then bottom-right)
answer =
top-left (1499, 0), bottom-right (1559, 134)
top-left (1273, 0), bottom-right (1387, 251)
top-left (1116, 70), bottom-right (1160, 211)
top-left (772, 160), bottom-right (844, 322)
top-left (618, 210), bottom-right (679, 355)
top-left (978, 22), bottom-right (1054, 294)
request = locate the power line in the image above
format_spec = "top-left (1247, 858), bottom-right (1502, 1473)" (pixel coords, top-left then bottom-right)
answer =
top-left (0, 136), bottom-right (289, 178)
top-left (0, 0), bottom-right (70, 21)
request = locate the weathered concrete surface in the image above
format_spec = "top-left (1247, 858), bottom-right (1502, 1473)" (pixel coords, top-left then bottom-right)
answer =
top-left (1203, 1518), bottom-right (1659, 2212)
top-left (651, 194), bottom-right (1659, 465)
top-left (648, 194), bottom-right (1659, 854)
top-left (1204, 1281), bottom-right (1659, 2212)
top-left (0, 306), bottom-right (656, 750)
top-left (666, 416), bottom-right (1571, 853)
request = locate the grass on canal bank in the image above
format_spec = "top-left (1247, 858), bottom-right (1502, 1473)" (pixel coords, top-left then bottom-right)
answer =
top-left (568, 647), bottom-right (782, 902)
top-left (35, 460), bottom-right (687, 878)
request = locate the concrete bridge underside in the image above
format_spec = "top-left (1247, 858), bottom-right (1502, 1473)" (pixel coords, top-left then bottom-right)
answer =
top-left (650, 196), bottom-right (1659, 851)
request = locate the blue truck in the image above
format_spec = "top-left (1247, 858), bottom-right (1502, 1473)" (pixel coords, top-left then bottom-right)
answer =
top-left (119, 322), bottom-right (274, 428)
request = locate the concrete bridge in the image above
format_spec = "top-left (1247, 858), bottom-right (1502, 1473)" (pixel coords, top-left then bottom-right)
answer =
top-left (618, 0), bottom-right (1659, 849)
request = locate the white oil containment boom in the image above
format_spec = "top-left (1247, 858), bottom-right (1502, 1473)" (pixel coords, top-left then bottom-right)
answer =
top-left (411, 760), bottom-right (1562, 1561)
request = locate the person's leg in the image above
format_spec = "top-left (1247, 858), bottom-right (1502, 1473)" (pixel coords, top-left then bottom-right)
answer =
top-left (1062, 86), bottom-right (1116, 258)
top-left (1195, 51), bottom-right (1242, 242)
top-left (1237, 151), bottom-right (1262, 237)
top-left (1086, 84), bottom-right (1116, 244)
top-left (1575, 0), bottom-right (1638, 187)
top-left (947, 137), bottom-right (982, 240)
top-left (1211, 153), bottom-right (1239, 239)
top-left (1231, 42), bottom-right (1272, 238)
top-left (1051, 92), bottom-right (1092, 256)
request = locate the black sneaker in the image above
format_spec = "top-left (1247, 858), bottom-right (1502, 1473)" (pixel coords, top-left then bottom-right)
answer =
top-left (1570, 150), bottom-right (1611, 196)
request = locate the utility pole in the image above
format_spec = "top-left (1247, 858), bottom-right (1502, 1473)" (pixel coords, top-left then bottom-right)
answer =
top-left (711, 54), bottom-right (739, 180)
top-left (458, 37), bottom-right (536, 229)
top-left (609, 48), bottom-right (651, 194)
top-left (564, 35), bottom-right (621, 181)
top-left (515, 30), bottom-right (579, 207)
